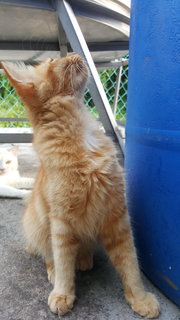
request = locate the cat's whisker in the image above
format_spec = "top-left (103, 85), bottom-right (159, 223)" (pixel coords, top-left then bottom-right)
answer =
top-left (80, 58), bottom-right (88, 67)
top-left (62, 63), bottom-right (73, 91)
top-left (75, 64), bottom-right (87, 77)
top-left (62, 64), bottom-right (70, 91)
top-left (76, 66), bottom-right (86, 77)
top-left (70, 65), bottom-right (75, 93)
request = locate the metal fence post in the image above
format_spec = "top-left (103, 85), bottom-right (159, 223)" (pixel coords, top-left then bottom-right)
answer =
top-left (55, 0), bottom-right (125, 153)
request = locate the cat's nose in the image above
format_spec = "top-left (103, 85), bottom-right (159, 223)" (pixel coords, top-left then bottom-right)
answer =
top-left (69, 53), bottom-right (83, 63)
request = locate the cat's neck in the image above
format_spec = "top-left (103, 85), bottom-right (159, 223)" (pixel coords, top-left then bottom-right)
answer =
top-left (34, 95), bottom-right (88, 137)
top-left (45, 95), bottom-right (83, 120)
top-left (32, 95), bottom-right (102, 167)
top-left (28, 95), bottom-right (82, 129)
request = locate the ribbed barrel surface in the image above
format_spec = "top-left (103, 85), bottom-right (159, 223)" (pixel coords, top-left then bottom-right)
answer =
top-left (125, 0), bottom-right (180, 306)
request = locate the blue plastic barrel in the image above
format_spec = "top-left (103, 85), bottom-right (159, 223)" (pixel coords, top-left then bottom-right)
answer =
top-left (125, 0), bottom-right (180, 306)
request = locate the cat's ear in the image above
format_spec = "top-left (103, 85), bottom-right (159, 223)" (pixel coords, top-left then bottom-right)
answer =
top-left (0, 61), bottom-right (34, 95)
top-left (10, 145), bottom-right (19, 156)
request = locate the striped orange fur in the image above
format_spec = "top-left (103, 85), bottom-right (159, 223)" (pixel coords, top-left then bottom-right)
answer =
top-left (1, 54), bottom-right (160, 318)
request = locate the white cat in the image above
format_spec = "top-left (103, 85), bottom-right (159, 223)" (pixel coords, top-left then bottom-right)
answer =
top-left (0, 146), bottom-right (34, 198)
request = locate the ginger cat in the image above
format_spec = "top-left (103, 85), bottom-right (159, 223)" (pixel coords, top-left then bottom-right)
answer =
top-left (0, 145), bottom-right (34, 198)
top-left (1, 55), bottom-right (160, 318)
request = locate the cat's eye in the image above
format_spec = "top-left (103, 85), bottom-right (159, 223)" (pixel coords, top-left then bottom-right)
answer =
top-left (6, 160), bottom-right (11, 164)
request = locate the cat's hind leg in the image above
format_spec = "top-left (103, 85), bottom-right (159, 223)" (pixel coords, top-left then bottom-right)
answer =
top-left (76, 242), bottom-right (94, 271)
top-left (100, 208), bottom-right (160, 319)
top-left (22, 192), bottom-right (54, 283)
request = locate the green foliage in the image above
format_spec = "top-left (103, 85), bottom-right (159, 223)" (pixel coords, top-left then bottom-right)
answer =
top-left (84, 65), bottom-right (128, 121)
top-left (0, 74), bottom-right (31, 127)
top-left (0, 65), bottom-right (128, 127)
top-left (99, 66), bottom-right (128, 121)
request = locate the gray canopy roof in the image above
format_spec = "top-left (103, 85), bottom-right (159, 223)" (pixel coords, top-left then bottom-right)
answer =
top-left (0, 0), bottom-right (130, 65)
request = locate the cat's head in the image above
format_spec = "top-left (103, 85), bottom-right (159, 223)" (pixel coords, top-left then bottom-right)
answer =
top-left (0, 146), bottom-right (19, 175)
top-left (0, 53), bottom-right (89, 106)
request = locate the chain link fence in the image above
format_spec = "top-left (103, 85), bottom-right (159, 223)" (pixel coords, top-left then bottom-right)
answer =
top-left (0, 61), bottom-right (128, 128)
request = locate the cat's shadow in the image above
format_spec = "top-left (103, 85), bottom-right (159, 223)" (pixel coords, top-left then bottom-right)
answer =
top-left (76, 248), bottom-right (123, 301)
top-left (3, 239), bottom-right (132, 319)
top-left (20, 246), bottom-right (123, 303)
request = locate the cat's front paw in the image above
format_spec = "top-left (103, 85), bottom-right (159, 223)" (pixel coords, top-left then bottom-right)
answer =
top-left (48, 291), bottom-right (75, 315)
top-left (129, 292), bottom-right (160, 318)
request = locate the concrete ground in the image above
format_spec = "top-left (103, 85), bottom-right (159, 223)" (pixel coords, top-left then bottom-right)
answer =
top-left (0, 144), bottom-right (180, 320)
